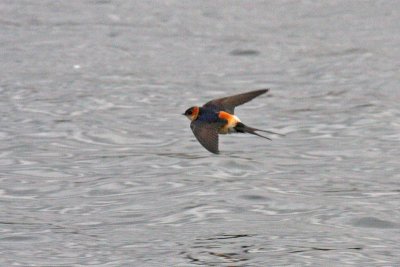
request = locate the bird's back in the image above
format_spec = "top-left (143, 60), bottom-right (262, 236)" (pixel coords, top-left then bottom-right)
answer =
top-left (196, 107), bottom-right (221, 123)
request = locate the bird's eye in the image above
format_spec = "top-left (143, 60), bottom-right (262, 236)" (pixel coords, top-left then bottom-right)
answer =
top-left (187, 111), bottom-right (192, 115)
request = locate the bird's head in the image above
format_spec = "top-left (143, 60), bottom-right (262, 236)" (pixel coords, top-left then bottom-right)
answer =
top-left (182, 106), bottom-right (199, 121)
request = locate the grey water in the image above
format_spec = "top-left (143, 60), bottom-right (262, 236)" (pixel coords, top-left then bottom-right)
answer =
top-left (1, 1), bottom-right (400, 266)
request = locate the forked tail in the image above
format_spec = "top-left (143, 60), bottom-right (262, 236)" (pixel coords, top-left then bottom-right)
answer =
top-left (235, 122), bottom-right (284, 140)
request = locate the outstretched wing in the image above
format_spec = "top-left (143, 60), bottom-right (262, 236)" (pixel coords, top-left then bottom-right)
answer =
top-left (190, 120), bottom-right (225, 154)
top-left (203, 89), bottom-right (269, 114)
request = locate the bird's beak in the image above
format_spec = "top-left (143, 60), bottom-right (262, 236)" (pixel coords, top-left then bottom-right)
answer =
top-left (182, 113), bottom-right (186, 115)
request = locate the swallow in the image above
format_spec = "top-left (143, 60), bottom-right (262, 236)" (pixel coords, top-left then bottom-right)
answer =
top-left (183, 89), bottom-right (283, 154)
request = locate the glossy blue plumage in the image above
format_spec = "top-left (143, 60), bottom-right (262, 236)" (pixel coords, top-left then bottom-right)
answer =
top-left (196, 108), bottom-right (221, 123)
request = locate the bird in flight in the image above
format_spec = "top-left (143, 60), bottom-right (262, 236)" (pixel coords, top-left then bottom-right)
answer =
top-left (183, 89), bottom-right (283, 154)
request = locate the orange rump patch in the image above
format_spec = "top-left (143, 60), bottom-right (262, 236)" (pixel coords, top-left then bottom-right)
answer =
top-left (218, 111), bottom-right (239, 134)
top-left (218, 111), bottom-right (233, 121)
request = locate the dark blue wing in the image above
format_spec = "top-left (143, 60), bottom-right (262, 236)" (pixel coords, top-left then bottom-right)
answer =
top-left (190, 120), bottom-right (225, 154)
top-left (203, 89), bottom-right (269, 114)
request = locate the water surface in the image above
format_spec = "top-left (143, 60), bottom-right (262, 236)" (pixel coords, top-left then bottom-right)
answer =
top-left (1, 1), bottom-right (400, 266)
